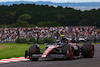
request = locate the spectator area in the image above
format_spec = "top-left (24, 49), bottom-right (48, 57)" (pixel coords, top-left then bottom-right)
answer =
top-left (0, 26), bottom-right (100, 43)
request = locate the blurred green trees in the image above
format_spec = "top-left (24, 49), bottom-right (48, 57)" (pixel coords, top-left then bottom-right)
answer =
top-left (0, 4), bottom-right (100, 27)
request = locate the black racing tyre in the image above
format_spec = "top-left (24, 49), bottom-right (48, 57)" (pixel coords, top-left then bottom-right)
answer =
top-left (29, 45), bottom-right (40, 61)
top-left (62, 44), bottom-right (70, 55)
top-left (67, 46), bottom-right (74, 60)
top-left (29, 45), bottom-right (36, 56)
top-left (29, 45), bottom-right (40, 56)
top-left (63, 45), bottom-right (74, 60)
top-left (82, 43), bottom-right (94, 58)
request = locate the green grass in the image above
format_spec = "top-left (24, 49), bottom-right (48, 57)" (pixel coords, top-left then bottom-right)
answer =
top-left (1, 42), bottom-right (99, 59)
top-left (0, 43), bottom-right (45, 59)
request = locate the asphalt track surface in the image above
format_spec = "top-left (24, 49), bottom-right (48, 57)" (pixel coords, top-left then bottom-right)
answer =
top-left (0, 44), bottom-right (100, 67)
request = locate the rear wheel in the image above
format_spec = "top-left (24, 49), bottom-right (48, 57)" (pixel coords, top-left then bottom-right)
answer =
top-left (91, 45), bottom-right (94, 58)
top-left (82, 43), bottom-right (94, 58)
top-left (29, 45), bottom-right (40, 61)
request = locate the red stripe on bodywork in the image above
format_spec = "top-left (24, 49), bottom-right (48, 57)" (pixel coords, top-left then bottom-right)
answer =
top-left (42, 45), bottom-right (61, 58)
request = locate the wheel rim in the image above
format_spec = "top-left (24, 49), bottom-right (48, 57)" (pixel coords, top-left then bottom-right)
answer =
top-left (91, 46), bottom-right (94, 58)
top-left (69, 47), bottom-right (74, 60)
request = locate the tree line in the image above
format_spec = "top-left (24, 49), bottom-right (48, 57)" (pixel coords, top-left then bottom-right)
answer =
top-left (0, 3), bottom-right (100, 28)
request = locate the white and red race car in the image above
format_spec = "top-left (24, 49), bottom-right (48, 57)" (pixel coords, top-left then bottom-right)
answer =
top-left (25, 40), bottom-right (94, 61)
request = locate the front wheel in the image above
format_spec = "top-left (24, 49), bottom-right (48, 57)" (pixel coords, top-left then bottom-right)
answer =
top-left (29, 45), bottom-right (40, 61)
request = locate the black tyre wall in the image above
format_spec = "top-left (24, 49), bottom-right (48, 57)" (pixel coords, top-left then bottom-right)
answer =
top-left (62, 44), bottom-right (70, 55)
top-left (29, 45), bottom-right (40, 56)
top-left (82, 42), bottom-right (94, 58)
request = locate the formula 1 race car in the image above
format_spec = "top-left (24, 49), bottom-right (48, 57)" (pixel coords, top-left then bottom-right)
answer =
top-left (25, 39), bottom-right (94, 61)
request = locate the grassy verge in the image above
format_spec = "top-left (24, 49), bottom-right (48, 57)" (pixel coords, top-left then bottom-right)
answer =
top-left (0, 43), bottom-right (45, 59)
top-left (1, 42), bottom-right (99, 59)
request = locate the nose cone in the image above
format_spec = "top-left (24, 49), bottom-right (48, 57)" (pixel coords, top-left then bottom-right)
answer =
top-left (42, 55), bottom-right (47, 58)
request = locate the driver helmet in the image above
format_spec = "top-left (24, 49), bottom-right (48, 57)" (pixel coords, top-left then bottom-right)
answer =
top-left (60, 37), bottom-right (68, 44)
